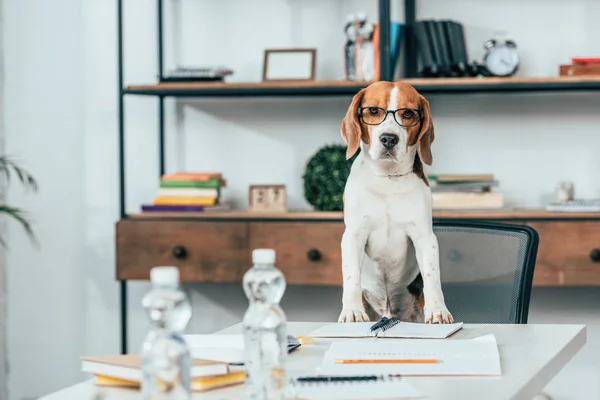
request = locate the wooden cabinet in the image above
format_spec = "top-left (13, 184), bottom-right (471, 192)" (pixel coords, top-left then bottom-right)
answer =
top-left (526, 221), bottom-right (600, 286)
top-left (116, 213), bottom-right (600, 287)
top-left (249, 222), bottom-right (344, 286)
top-left (116, 219), bottom-right (248, 282)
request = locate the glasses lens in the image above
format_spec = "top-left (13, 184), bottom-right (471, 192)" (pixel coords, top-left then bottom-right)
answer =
top-left (361, 107), bottom-right (386, 125)
top-left (395, 109), bottom-right (420, 127)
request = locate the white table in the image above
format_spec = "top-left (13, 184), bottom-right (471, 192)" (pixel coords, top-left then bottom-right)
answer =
top-left (40, 322), bottom-right (586, 400)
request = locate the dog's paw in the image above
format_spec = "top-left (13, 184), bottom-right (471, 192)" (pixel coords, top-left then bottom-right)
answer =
top-left (338, 308), bottom-right (369, 323)
top-left (424, 306), bottom-right (454, 324)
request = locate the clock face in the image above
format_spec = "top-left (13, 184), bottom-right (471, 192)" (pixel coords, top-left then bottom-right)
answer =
top-left (485, 46), bottom-right (519, 76)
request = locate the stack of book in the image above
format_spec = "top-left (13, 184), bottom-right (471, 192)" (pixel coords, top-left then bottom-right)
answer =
top-left (559, 57), bottom-right (600, 77)
top-left (428, 174), bottom-right (503, 210)
top-left (81, 354), bottom-right (246, 392)
top-left (142, 172), bottom-right (230, 213)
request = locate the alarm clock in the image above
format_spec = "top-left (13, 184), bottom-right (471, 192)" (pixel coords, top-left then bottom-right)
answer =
top-left (480, 37), bottom-right (519, 77)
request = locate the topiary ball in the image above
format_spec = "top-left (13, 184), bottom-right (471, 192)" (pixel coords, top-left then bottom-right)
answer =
top-left (302, 144), bottom-right (360, 211)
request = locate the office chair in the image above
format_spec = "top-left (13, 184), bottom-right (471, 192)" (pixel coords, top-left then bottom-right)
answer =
top-left (434, 220), bottom-right (549, 400)
top-left (433, 219), bottom-right (539, 324)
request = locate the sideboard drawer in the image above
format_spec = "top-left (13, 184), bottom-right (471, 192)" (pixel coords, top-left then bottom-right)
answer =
top-left (248, 222), bottom-right (344, 286)
top-left (528, 221), bottom-right (600, 286)
top-left (116, 220), bottom-right (249, 282)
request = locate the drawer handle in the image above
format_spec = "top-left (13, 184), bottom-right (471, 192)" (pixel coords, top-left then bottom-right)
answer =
top-left (172, 246), bottom-right (188, 260)
top-left (590, 249), bottom-right (600, 263)
top-left (307, 249), bottom-right (321, 262)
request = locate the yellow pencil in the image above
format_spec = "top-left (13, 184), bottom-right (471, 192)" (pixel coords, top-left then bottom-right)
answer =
top-left (334, 359), bottom-right (439, 364)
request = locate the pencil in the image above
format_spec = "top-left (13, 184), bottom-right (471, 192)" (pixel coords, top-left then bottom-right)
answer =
top-left (334, 359), bottom-right (439, 364)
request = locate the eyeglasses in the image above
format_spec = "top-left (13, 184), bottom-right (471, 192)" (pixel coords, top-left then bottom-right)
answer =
top-left (358, 106), bottom-right (422, 127)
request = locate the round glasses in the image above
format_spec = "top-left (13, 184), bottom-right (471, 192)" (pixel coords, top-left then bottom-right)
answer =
top-left (358, 106), bottom-right (422, 127)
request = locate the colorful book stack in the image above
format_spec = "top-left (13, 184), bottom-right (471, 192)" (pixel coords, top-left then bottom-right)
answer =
top-left (81, 354), bottom-right (246, 392)
top-left (142, 172), bottom-right (228, 213)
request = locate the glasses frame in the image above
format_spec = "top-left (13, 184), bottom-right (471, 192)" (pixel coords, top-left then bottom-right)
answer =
top-left (357, 106), bottom-right (423, 127)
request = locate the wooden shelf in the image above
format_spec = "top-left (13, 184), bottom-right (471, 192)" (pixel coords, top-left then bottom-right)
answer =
top-left (124, 76), bottom-right (600, 97)
top-left (126, 209), bottom-right (600, 221)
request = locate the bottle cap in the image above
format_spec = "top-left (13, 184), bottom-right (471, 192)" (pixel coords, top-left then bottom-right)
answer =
top-left (252, 249), bottom-right (276, 264)
top-left (150, 266), bottom-right (180, 286)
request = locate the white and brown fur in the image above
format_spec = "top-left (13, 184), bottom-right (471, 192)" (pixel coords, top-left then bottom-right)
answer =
top-left (338, 81), bottom-right (453, 324)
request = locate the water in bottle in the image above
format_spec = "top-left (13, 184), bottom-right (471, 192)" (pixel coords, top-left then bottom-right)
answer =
top-left (242, 249), bottom-right (288, 400)
top-left (141, 266), bottom-right (192, 400)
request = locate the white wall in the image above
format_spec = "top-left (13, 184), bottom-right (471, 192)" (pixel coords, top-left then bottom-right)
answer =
top-left (3, 0), bottom-right (600, 399)
top-left (0, 0), bottom-right (7, 396)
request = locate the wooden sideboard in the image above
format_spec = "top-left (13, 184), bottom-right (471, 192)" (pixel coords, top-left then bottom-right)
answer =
top-left (116, 211), bottom-right (600, 287)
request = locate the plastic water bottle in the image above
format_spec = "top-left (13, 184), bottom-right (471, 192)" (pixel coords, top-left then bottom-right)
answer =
top-left (141, 266), bottom-right (192, 400)
top-left (344, 14), bottom-right (358, 80)
top-left (242, 249), bottom-right (288, 400)
top-left (357, 13), bottom-right (375, 81)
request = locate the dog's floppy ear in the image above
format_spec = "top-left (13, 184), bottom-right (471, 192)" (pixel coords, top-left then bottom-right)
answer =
top-left (417, 95), bottom-right (435, 166)
top-left (341, 89), bottom-right (368, 160)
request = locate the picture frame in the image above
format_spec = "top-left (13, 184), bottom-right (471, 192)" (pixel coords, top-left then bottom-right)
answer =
top-left (262, 48), bottom-right (316, 82)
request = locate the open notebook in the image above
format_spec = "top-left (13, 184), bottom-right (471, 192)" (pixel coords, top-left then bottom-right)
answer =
top-left (308, 320), bottom-right (463, 339)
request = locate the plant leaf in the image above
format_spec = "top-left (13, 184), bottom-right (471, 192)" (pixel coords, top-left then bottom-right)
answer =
top-left (0, 205), bottom-right (38, 247)
top-left (0, 156), bottom-right (38, 192)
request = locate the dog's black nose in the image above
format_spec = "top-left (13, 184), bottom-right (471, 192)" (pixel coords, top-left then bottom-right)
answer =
top-left (380, 133), bottom-right (399, 150)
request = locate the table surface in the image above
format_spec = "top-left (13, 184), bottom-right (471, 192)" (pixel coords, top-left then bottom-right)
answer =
top-left (40, 322), bottom-right (586, 400)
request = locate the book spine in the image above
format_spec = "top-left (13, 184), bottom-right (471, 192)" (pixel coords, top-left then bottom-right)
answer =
top-left (161, 172), bottom-right (222, 181)
top-left (423, 20), bottom-right (443, 76)
top-left (153, 196), bottom-right (217, 206)
top-left (432, 20), bottom-right (451, 76)
top-left (413, 21), bottom-right (436, 77)
top-left (142, 204), bottom-right (206, 212)
top-left (158, 188), bottom-right (219, 198)
top-left (160, 179), bottom-right (221, 189)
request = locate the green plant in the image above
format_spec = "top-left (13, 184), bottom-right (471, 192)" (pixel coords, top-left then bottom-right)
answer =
top-left (0, 157), bottom-right (37, 244)
top-left (302, 144), bottom-right (359, 211)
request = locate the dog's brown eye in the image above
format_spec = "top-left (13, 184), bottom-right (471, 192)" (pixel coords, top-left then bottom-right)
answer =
top-left (368, 107), bottom-right (380, 116)
top-left (402, 110), bottom-right (415, 119)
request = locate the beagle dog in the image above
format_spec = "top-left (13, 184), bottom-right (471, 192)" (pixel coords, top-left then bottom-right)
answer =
top-left (338, 81), bottom-right (453, 324)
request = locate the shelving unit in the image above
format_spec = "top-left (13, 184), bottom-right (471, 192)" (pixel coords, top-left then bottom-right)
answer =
top-left (127, 210), bottom-right (600, 222)
top-left (125, 76), bottom-right (600, 97)
top-left (116, 0), bottom-right (600, 353)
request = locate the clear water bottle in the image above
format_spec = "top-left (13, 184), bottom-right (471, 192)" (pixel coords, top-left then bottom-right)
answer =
top-left (242, 249), bottom-right (288, 400)
top-left (141, 266), bottom-right (192, 400)
top-left (357, 13), bottom-right (375, 81)
top-left (344, 14), bottom-right (358, 80)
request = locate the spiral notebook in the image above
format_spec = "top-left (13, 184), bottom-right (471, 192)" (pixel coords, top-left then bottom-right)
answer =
top-left (286, 375), bottom-right (425, 400)
top-left (308, 319), bottom-right (463, 339)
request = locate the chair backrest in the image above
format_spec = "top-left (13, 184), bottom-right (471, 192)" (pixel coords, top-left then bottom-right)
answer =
top-left (433, 220), bottom-right (539, 324)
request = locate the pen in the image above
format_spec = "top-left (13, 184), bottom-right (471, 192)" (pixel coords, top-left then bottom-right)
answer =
top-left (334, 359), bottom-right (439, 364)
top-left (295, 375), bottom-right (380, 382)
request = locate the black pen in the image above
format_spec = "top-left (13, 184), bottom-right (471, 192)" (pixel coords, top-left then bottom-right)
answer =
top-left (296, 375), bottom-right (380, 382)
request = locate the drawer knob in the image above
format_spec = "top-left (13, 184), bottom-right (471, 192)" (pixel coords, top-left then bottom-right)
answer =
top-left (590, 249), bottom-right (600, 262)
top-left (172, 246), bottom-right (188, 259)
top-left (307, 249), bottom-right (321, 262)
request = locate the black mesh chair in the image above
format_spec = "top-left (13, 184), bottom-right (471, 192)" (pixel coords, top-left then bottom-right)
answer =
top-left (433, 220), bottom-right (539, 324)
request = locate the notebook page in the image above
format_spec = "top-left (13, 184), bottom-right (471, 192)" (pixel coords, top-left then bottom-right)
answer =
top-left (318, 335), bottom-right (501, 376)
top-left (307, 322), bottom-right (377, 338)
top-left (378, 321), bottom-right (464, 338)
top-left (286, 376), bottom-right (425, 400)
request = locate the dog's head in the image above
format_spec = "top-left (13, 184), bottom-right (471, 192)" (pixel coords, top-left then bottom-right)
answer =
top-left (340, 81), bottom-right (435, 167)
